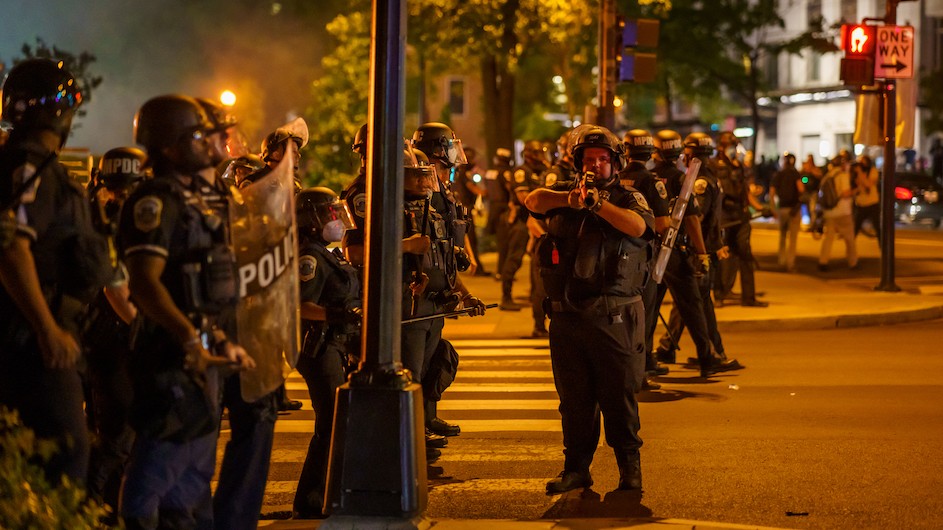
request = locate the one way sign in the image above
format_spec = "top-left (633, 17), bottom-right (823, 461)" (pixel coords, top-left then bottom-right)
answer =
top-left (874, 25), bottom-right (914, 79)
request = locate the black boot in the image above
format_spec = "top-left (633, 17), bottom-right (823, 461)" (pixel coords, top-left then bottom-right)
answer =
top-left (499, 279), bottom-right (521, 311)
top-left (546, 470), bottom-right (593, 494)
top-left (616, 453), bottom-right (642, 490)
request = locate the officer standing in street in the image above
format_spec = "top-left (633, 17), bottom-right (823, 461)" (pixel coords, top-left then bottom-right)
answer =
top-left (197, 97), bottom-right (283, 530)
top-left (118, 94), bottom-right (254, 529)
top-left (619, 129), bottom-right (671, 390)
top-left (292, 187), bottom-right (359, 519)
top-left (501, 140), bottom-right (549, 311)
top-left (410, 123), bottom-right (487, 438)
top-left (0, 58), bottom-right (111, 484)
top-left (485, 147), bottom-right (513, 279)
top-left (712, 131), bottom-right (768, 307)
top-left (525, 126), bottom-right (653, 494)
top-left (657, 133), bottom-right (743, 377)
top-left (649, 130), bottom-right (731, 375)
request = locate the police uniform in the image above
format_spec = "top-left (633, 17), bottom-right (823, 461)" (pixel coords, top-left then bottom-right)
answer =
top-left (340, 170), bottom-right (367, 259)
top-left (500, 163), bottom-right (541, 306)
top-left (659, 159), bottom-right (728, 365)
top-left (712, 156), bottom-right (760, 304)
top-left (118, 173), bottom-right (235, 527)
top-left (649, 160), bottom-right (718, 367)
top-left (618, 160), bottom-right (670, 371)
top-left (293, 237), bottom-right (361, 517)
top-left (535, 178), bottom-right (654, 479)
top-left (0, 140), bottom-right (110, 483)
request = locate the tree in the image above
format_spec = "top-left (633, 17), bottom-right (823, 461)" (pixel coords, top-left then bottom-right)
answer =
top-left (4, 38), bottom-right (103, 130)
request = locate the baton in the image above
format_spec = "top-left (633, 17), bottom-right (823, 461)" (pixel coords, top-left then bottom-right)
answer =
top-left (402, 303), bottom-right (498, 325)
top-left (657, 311), bottom-right (681, 352)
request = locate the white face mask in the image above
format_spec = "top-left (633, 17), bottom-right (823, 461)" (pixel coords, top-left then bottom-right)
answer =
top-left (725, 146), bottom-right (738, 161)
top-left (322, 219), bottom-right (346, 243)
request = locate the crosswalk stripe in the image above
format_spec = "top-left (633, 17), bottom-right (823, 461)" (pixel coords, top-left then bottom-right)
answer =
top-left (272, 418), bottom-right (560, 433)
top-left (263, 398), bottom-right (561, 413)
top-left (268, 445), bottom-right (561, 464)
top-left (452, 349), bottom-right (549, 357)
top-left (460, 359), bottom-right (552, 368)
top-left (455, 370), bottom-right (553, 379)
top-left (285, 381), bottom-right (558, 392)
top-left (448, 339), bottom-right (549, 348)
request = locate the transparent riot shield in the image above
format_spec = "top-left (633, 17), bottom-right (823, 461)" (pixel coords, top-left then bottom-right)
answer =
top-left (230, 118), bottom-right (304, 402)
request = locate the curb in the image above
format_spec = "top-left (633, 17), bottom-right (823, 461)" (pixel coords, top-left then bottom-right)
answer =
top-left (715, 303), bottom-right (943, 333)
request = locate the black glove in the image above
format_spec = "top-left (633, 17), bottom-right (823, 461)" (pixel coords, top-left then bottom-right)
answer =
top-left (326, 306), bottom-right (362, 326)
top-left (462, 294), bottom-right (486, 316)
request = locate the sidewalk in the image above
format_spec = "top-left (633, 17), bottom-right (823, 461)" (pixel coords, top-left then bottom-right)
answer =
top-left (444, 246), bottom-right (943, 340)
top-left (261, 516), bottom-right (796, 529)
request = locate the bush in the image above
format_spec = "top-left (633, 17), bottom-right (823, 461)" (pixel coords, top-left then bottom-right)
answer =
top-left (0, 407), bottom-right (113, 529)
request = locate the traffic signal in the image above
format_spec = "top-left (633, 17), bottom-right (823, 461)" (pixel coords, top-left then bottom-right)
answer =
top-left (616, 17), bottom-right (658, 83)
top-left (839, 23), bottom-right (876, 86)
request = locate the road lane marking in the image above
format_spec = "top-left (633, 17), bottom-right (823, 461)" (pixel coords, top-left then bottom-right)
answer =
top-left (272, 418), bottom-right (561, 433)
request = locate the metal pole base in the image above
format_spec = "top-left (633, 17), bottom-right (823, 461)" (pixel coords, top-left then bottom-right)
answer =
top-left (874, 282), bottom-right (902, 292)
top-left (324, 380), bottom-right (427, 518)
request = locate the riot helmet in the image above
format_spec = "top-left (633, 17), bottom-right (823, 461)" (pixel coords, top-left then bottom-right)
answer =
top-left (404, 147), bottom-right (437, 197)
top-left (133, 94), bottom-right (213, 153)
top-left (1, 58), bottom-right (83, 145)
top-left (98, 147), bottom-right (147, 190)
top-left (654, 129), bottom-right (683, 160)
top-left (296, 186), bottom-right (356, 243)
top-left (522, 139), bottom-right (550, 169)
top-left (683, 132), bottom-right (714, 158)
top-left (411, 122), bottom-right (467, 168)
top-left (219, 154), bottom-right (264, 187)
top-left (352, 123), bottom-right (367, 155)
top-left (717, 131), bottom-right (740, 161)
top-left (572, 126), bottom-right (625, 173)
top-left (624, 129), bottom-right (655, 160)
top-left (261, 127), bottom-right (306, 163)
top-left (196, 98), bottom-right (237, 133)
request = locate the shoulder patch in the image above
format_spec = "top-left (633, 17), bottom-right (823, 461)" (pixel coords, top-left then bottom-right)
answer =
top-left (655, 180), bottom-right (668, 200)
top-left (133, 196), bottom-right (163, 232)
top-left (544, 172), bottom-right (557, 187)
top-left (694, 178), bottom-right (709, 195)
top-left (632, 192), bottom-right (650, 211)
top-left (352, 193), bottom-right (367, 218)
top-left (299, 254), bottom-right (317, 282)
top-left (514, 169), bottom-right (526, 184)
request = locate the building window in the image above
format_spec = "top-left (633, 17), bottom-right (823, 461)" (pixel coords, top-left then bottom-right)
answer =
top-left (807, 0), bottom-right (821, 28)
top-left (765, 51), bottom-right (779, 88)
top-left (448, 78), bottom-right (465, 117)
top-left (807, 51), bottom-right (821, 82)
top-left (840, 0), bottom-right (856, 23)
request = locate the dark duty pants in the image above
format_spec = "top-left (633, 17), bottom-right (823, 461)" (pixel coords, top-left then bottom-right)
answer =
top-left (548, 300), bottom-right (645, 473)
top-left (651, 250), bottom-right (716, 365)
top-left (213, 374), bottom-right (279, 530)
top-left (294, 341), bottom-right (347, 517)
top-left (661, 255), bottom-right (726, 359)
top-left (717, 221), bottom-right (758, 303)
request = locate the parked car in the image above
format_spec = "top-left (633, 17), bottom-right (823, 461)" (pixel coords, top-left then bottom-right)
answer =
top-left (894, 171), bottom-right (943, 228)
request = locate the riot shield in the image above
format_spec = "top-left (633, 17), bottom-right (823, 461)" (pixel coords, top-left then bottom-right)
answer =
top-left (230, 118), bottom-right (303, 402)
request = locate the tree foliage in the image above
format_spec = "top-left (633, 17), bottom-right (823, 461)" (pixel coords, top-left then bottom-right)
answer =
top-left (0, 407), bottom-right (111, 529)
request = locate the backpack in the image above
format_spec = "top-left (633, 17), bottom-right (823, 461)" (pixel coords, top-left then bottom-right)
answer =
top-left (818, 174), bottom-right (840, 210)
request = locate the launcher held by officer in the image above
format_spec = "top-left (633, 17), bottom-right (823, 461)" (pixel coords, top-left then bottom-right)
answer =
top-left (525, 126), bottom-right (654, 494)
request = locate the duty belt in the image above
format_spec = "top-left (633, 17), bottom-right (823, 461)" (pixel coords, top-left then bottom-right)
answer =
top-left (550, 294), bottom-right (641, 316)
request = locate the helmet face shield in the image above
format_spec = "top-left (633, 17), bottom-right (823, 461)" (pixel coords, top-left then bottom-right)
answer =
top-left (445, 138), bottom-right (467, 166)
top-left (314, 199), bottom-right (356, 231)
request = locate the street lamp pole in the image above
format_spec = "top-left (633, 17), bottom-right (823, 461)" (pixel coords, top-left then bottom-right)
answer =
top-left (597, 0), bottom-right (616, 129)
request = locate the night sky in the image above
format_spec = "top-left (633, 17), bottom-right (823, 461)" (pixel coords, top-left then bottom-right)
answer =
top-left (1, 0), bottom-right (334, 153)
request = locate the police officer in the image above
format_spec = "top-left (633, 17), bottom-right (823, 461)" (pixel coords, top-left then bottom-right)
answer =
top-left (648, 130), bottom-right (725, 375)
top-left (658, 133), bottom-right (743, 377)
top-left (84, 146), bottom-right (147, 510)
top-left (201, 102), bottom-right (284, 530)
top-left (410, 123), bottom-right (486, 437)
top-left (500, 140), bottom-right (549, 311)
top-left (118, 94), bottom-right (254, 529)
top-left (340, 123), bottom-right (368, 268)
top-left (712, 131), bottom-right (768, 307)
top-left (619, 129), bottom-right (671, 389)
top-left (241, 126), bottom-right (306, 190)
top-left (485, 147), bottom-right (513, 279)
top-left (292, 187), bottom-right (359, 519)
top-left (0, 58), bottom-right (111, 484)
top-left (525, 126), bottom-right (653, 493)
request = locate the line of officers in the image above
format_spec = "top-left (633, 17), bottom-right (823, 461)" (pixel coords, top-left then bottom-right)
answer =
top-left (0, 58), bottom-right (758, 527)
